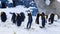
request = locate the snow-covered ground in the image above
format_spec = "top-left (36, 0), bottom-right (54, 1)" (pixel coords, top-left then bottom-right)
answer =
top-left (0, 5), bottom-right (60, 34)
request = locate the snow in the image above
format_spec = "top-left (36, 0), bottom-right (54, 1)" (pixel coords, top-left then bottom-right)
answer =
top-left (8, 0), bottom-right (13, 3)
top-left (54, 15), bottom-right (58, 21)
top-left (45, 0), bottom-right (50, 5)
top-left (0, 5), bottom-right (60, 34)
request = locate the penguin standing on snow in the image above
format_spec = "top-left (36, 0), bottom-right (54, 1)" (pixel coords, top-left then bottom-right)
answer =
top-left (1, 0), bottom-right (8, 8)
top-left (26, 11), bottom-right (33, 29)
top-left (16, 13), bottom-right (22, 27)
top-left (36, 13), bottom-right (40, 24)
top-left (40, 12), bottom-right (46, 28)
top-left (20, 12), bottom-right (25, 22)
top-left (49, 13), bottom-right (55, 25)
top-left (12, 0), bottom-right (16, 7)
top-left (1, 12), bottom-right (7, 22)
top-left (10, 12), bottom-right (16, 24)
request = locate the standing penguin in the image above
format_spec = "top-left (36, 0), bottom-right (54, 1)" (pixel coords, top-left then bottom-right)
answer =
top-left (49, 13), bottom-right (55, 25)
top-left (35, 13), bottom-right (40, 24)
top-left (16, 13), bottom-right (22, 27)
top-left (20, 12), bottom-right (25, 22)
top-left (12, 0), bottom-right (16, 7)
top-left (26, 11), bottom-right (33, 29)
top-left (16, 12), bottom-right (25, 27)
top-left (1, 0), bottom-right (7, 8)
top-left (40, 12), bottom-right (46, 28)
top-left (11, 13), bottom-right (16, 24)
top-left (1, 12), bottom-right (7, 22)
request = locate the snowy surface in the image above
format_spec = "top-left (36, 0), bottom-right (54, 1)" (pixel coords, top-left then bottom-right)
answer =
top-left (0, 5), bottom-right (60, 34)
top-left (8, 0), bottom-right (13, 3)
top-left (45, 0), bottom-right (50, 5)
